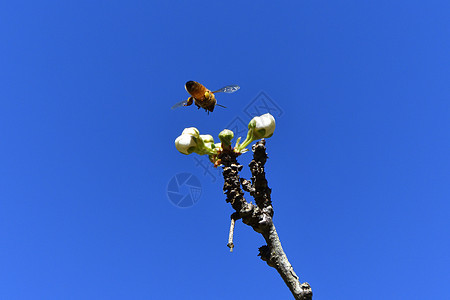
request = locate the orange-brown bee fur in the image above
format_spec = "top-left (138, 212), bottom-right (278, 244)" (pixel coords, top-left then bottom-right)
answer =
top-left (185, 81), bottom-right (217, 112)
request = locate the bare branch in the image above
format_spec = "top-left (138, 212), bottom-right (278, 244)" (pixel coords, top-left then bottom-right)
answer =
top-left (218, 140), bottom-right (312, 299)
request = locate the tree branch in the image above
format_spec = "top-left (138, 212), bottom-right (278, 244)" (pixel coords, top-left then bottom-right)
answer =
top-left (219, 139), bottom-right (312, 300)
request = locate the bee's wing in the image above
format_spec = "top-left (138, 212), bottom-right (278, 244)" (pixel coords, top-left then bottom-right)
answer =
top-left (171, 99), bottom-right (188, 110)
top-left (212, 85), bottom-right (240, 94)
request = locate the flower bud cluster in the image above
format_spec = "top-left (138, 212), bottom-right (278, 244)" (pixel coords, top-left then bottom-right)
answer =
top-left (174, 113), bottom-right (276, 165)
top-left (174, 127), bottom-right (217, 156)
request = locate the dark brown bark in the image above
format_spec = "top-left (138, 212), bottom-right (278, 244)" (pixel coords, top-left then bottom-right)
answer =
top-left (219, 139), bottom-right (312, 300)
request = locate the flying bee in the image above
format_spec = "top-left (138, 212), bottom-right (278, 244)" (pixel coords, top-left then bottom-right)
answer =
top-left (171, 81), bottom-right (240, 113)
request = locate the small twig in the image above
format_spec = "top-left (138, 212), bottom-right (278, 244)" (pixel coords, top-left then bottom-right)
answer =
top-left (227, 218), bottom-right (235, 252)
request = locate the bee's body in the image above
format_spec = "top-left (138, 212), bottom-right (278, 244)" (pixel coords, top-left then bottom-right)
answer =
top-left (185, 81), bottom-right (217, 112)
top-left (171, 81), bottom-right (240, 114)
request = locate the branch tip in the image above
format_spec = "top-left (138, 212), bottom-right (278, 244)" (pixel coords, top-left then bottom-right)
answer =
top-left (227, 218), bottom-right (236, 252)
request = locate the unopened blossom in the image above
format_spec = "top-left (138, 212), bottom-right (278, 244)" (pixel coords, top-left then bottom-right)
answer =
top-left (236, 113), bottom-right (276, 152)
top-left (218, 129), bottom-right (234, 147)
top-left (182, 127), bottom-right (200, 138)
top-left (175, 134), bottom-right (199, 155)
top-left (250, 113), bottom-right (276, 139)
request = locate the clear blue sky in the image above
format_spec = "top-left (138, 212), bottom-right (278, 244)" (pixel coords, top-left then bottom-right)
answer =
top-left (1, 1), bottom-right (449, 299)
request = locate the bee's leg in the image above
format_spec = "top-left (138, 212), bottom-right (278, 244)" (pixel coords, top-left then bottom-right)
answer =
top-left (185, 97), bottom-right (194, 106)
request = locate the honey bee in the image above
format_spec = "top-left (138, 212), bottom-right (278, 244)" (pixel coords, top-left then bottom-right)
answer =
top-left (171, 81), bottom-right (240, 113)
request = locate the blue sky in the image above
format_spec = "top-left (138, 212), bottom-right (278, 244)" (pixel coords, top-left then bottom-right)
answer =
top-left (1, 1), bottom-right (449, 299)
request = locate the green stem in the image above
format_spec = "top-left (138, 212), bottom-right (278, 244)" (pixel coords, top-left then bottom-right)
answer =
top-left (236, 129), bottom-right (254, 152)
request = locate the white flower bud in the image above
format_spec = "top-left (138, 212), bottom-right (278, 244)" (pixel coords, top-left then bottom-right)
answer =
top-left (175, 134), bottom-right (198, 155)
top-left (204, 142), bottom-right (214, 150)
top-left (236, 113), bottom-right (276, 152)
top-left (251, 113), bottom-right (276, 139)
top-left (182, 127), bottom-right (200, 138)
top-left (200, 134), bottom-right (214, 143)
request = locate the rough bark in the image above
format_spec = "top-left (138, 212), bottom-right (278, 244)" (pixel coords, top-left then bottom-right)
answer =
top-left (219, 139), bottom-right (312, 300)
